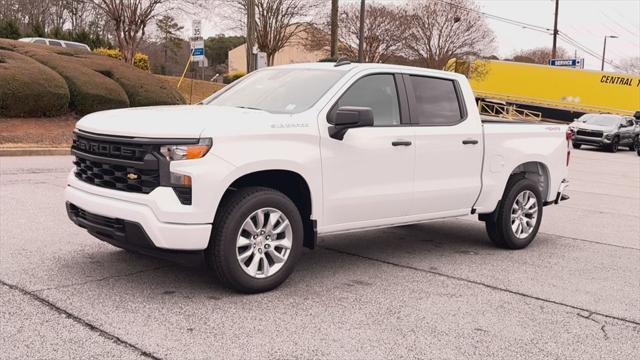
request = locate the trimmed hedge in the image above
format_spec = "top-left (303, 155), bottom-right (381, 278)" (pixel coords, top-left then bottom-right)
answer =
top-left (93, 48), bottom-right (150, 71)
top-left (78, 54), bottom-right (185, 107)
top-left (0, 39), bottom-right (185, 117)
top-left (0, 50), bottom-right (69, 117)
top-left (12, 45), bottom-right (130, 115)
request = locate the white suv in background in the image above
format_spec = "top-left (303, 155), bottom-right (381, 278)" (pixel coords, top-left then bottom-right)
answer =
top-left (19, 37), bottom-right (91, 51)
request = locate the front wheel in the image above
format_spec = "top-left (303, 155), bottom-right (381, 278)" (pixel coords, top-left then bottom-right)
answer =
top-left (608, 137), bottom-right (619, 153)
top-left (485, 177), bottom-right (543, 249)
top-left (206, 187), bottom-right (303, 293)
top-left (629, 136), bottom-right (639, 151)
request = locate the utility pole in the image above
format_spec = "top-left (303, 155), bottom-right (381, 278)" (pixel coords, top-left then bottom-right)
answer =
top-left (551, 0), bottom-right (559, 59)
top-left (330, 0), bottom-right (338, 59)
top-left (601, 35), bottom-right (618, 71)
top-left (246, 0), bottom-right (256, 73)
top-left (358, 0), bottom-right (365, 62)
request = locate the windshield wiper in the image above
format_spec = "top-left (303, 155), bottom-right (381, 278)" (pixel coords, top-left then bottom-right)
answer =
top-left (235, 106), bottom-right (266, 112)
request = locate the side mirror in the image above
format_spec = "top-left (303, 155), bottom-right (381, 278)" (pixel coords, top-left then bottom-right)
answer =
top-left (634, 111), bottom-right (640, 120)
top-left (327, 106), bottom-right (374, 140)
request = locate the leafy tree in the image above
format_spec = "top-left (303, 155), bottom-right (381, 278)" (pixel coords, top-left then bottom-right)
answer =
top-left (0, 19), bottom-right (21, 40)
top-left (155, 15), bottom-right (184, 70)
top-left (205, 34), bottom-right (246, 66)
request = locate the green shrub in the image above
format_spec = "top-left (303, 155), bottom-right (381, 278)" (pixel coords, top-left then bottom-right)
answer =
top-left (9, 44), bottom-right (130, 115)
top-left (80, 53), bottom-right (185, 107)
top-left (0, 50), bottom-right (69, 117)
top-left (0, 19), bottom-right (21, 40)
top-left (0, 38), bottom-right (185, 116)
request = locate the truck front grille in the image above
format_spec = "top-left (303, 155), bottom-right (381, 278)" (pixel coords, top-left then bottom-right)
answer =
top-left (73, 156), bottom-right (160, 193)
top-left (72, 132), bottom-right (161, 194)
top-left (576, 129), bottom-right (603, 138)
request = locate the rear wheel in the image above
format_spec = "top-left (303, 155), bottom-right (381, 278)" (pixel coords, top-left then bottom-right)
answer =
top-left (206, 187), bottom-right (303, 293)
top-left (572, 142), bottom-right (582, 149)
top-left (485, 176), bottom-right (543, 249)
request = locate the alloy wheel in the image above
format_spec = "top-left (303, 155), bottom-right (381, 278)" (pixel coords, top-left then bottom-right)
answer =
top-left (510, 190), bottom-right (538, 239)
top-left (236, 208), bottom-right (292, 279)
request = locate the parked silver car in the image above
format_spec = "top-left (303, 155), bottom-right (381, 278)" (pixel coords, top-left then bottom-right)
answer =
top-left (570, 113), bottom-right (638, 152)
top-left (18, 37), bottom-right (91, 52)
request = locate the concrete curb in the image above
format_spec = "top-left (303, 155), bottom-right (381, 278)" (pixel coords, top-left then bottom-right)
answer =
top-left (0, 148), bottom-right (70, 156)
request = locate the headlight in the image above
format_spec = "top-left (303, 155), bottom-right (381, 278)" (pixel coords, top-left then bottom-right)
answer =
top-left (160, 138), bottom-right (212, 161)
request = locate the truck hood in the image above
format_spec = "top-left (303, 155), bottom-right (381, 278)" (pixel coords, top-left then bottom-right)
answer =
top-left (76, 105), bottom-right (302, 139)
top-left (575, 123), bottom-right (616, 132)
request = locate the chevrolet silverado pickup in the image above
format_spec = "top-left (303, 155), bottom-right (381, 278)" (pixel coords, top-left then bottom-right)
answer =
top-left (65, 62), bottom-right (570, 293)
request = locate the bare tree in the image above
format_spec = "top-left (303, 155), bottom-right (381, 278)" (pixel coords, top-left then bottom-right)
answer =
top-left (405, 0), bottom-right (495, 69)
top-left (89, 0), bottom-right (170, 64)
top-left (226, 0), bottom-right (319, 66)
top-left (338, 3), bottom-right (408, 63)
top-left (511, 47), bottom-right (569, 64)
top-left (615, 57), bottom-right (639, 75)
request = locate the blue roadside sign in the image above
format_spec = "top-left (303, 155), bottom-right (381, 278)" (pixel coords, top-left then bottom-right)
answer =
top-left (549, 58), bottom-right (584, 68)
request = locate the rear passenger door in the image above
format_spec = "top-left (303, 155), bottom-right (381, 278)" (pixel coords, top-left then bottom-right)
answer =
top-left (406, 74), bottom-right (483, 216)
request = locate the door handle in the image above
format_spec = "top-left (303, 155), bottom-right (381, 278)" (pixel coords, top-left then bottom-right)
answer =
top-left (462, 139), bottom-right (479, 145)
top-left (392, 140), bottom-right (412, 146)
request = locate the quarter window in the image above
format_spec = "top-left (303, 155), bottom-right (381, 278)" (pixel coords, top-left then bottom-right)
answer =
top-left (409, 76), bottom-right (463, 126)
top-left (336, 74), bottom-right (401, 126)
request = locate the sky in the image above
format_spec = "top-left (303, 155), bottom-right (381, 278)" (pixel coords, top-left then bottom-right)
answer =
top-left (197, 0), bottom-right (640, 72)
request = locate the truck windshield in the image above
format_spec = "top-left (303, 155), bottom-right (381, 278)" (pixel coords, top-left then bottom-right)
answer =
top-left (205, 68), bottom-right (346, 114)
top-left (579, 114), bottom-right (620, 127)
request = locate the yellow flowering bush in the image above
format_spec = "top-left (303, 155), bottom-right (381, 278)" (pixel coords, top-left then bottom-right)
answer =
top-left (93, 48), bottom-right (150, 71)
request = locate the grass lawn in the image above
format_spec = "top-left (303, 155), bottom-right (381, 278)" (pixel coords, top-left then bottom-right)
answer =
top-left (157, 75), bottom-right (225, 104)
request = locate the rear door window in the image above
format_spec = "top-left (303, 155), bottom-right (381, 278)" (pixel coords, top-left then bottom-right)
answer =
top-left (408, 76), bottom-right (464, 126)
top-left (33, 39), bottom-right (46, 45)
top-left (48, 40), bottom-right (63, 47)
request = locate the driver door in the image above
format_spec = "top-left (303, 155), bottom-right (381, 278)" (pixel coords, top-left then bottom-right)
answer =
top-left (319, 73), bottom-right (415, 231)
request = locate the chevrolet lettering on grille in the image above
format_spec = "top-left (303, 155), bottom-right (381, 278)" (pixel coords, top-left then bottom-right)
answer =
top-left (76, 138), bottom-right (144, 158)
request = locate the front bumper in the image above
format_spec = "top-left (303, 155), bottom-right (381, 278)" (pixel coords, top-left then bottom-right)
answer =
top-left (572, 135), bottom-right (611, 146)
top-left (65, 185), bottom-right (211, 250)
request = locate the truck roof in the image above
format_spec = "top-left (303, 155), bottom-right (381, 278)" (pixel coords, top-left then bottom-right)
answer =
top-left (272, 62), bottom-right (468, 81)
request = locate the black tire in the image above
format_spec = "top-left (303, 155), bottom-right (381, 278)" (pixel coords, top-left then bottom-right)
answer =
top-left (572, 142), bottom-right (582, 149)
top-left (206, 187), bottom-right (303, 293)
top-left (484, 176), bottom-right (544, 250)
top-left (608, 137), bottom-right (619, 153)
top-left (629, 136), bottom-right (639, 151)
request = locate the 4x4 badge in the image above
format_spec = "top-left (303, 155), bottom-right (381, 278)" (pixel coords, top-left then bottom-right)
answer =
top-left (127, 173), bottom-right (139, 180)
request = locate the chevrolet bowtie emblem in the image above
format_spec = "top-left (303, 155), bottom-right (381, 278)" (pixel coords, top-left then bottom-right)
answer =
top-left (127, 173), bottom-right (139, 181)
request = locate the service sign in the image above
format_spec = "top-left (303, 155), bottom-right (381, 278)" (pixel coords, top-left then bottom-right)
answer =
top-left (549, 58), bottom-right (584, 68)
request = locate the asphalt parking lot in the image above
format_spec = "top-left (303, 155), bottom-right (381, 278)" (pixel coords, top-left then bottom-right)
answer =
top-left (1, 148), bottom-right (639, 359)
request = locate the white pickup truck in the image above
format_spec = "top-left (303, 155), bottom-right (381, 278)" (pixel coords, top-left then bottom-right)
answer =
top-left (65, 62), bottom-right (570, 293)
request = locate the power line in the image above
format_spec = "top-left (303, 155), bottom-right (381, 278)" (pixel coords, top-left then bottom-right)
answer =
top-left (557, 31), bottom-right (623, 71)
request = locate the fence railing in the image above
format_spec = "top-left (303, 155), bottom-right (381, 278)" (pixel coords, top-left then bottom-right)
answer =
top-left (478, 101), bottom-right (542, 121)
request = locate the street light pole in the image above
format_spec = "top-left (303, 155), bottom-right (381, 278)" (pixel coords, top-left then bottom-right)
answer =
top-left (601, 35), bottom-right (618, 71)
top-left (358, 0), bottom-right (365, 63)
